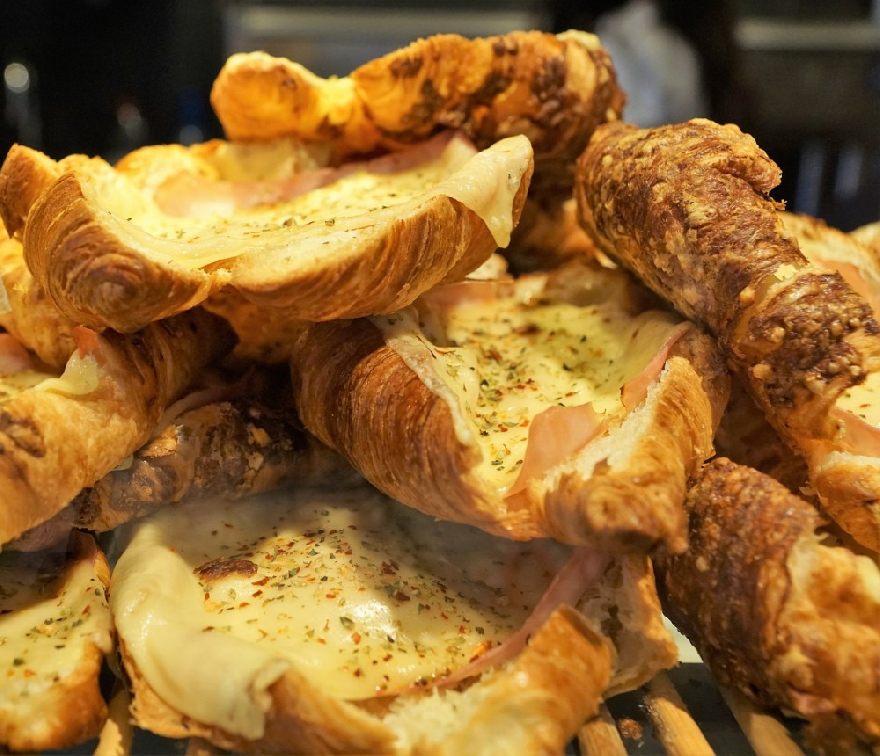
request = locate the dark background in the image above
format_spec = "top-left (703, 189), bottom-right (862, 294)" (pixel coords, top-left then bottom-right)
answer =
top-left (2, 0), bottom-right (879, 229)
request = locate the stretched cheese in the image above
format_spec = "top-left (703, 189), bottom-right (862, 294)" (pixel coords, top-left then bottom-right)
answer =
top-left (111, 486), bottom-right (569, 740)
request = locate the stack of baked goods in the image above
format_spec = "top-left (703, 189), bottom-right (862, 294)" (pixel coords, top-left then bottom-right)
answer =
top-left (0, 28), bottom-right (877, 755)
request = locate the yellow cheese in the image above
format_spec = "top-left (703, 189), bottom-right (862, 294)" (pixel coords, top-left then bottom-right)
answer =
top-left (0, 369), bottom-right (53, 400)
top-left (837, 372), bottom-right (880, 429)
top-left (111, 486), bottom-right (569, 740)
top-left (0, 548), bottom-right (112, 713)
top-left (378, 295), bottom-right (681, 491)
top-left (91, 135), bottom-right (527, 270)
top-left (36, 352), bottom-right (99, 397)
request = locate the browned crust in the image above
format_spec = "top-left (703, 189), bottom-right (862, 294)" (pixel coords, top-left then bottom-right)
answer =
top-left (575, 118), bottom-right (880, 549)
top-left (0, 309), bottom-right (232, 545)
top-left (291, 318), bottom-right (500, 534)
top-left (531, 341), bottom-right (722, 553)
top-left (291, 293), bottom-right (728, 550)
top-left (23, 171), bottom-right (215, 332)
top-left (0, 236), bottom-right (78, 368)
top-left (576, 119), bottom-right (795, 336)
top-left (212, 32), bottom-right (623, 193)
top-left (23, 142), bottom-right (531, 334)
top-left (660, 458), bottom-right (880, 750)
top-left (504, 196), bottom-right (608, 275)
top-left (121, 606), bottom-right (610, 754)
top-left (0, 532), bottom-right (110, 752)
top-left (0, 144), bottom-right (83, 237)
top-left (714, 377), bottom-right (808, 492)
top-left (70, 398), bottom-right (347, 532)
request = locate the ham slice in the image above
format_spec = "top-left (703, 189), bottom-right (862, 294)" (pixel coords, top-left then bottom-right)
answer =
top-left (0, 333), bottom-right (36, 375)
top-left (154, 131), bottom-right (473, 219)
top-left (71, 326), bottom-right (101, 358)
top-left (506, 404), bottom-right (607, 498)
top-left (429, 547), bottom-right (609, 689)
top-left (620, 322), bottom-right (691, 411)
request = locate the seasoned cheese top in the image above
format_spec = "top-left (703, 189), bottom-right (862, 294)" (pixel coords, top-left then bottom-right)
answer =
top-left (838, 371), bottom-right (880, 429)
top-left (378, 293), bottom-right (681, 491)
top-left (0, 546), bottom-right (111, 709)
top-left (111, 486), bottom-right (568, 740)
top-left (90, 134), bottom-right (530, 270)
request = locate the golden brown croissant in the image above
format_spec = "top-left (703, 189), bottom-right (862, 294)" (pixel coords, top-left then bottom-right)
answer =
top-left (660, 458), bottom-right (880, 752)
top-left (576, 118), bottom-right (880, 552)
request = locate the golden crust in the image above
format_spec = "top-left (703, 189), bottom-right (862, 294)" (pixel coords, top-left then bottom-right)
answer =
top-left (851, 220), bottom-right (880, 257)
top-left (714, 377), bottom-right (808, 491)
top-left (0, 309), bottom-right (231, 545)
top-left (0, 145), bottom-right (89, 237)
top-left (22, 137), bottom-right (532, 334)
top-left (576, 118), bottom-right (880, 551)
top-left (660, 458), bottom-right (880, 750)
top-left (212, 31), bottom-right (624, 192)
top-left (0, 235), bottom-right (78, 368)
top-left (291, 268), bottom-right (728, 551)
top-left (121, 606), bottom-right (611, 754)
top-left (0, 532), bottom-right (111, 752)
top-left (69, 398), bottom-right (348, 532)
top-left (504, 197), bottom-right (609, 274)
top-left (576, 555), bottom-right (678, 696)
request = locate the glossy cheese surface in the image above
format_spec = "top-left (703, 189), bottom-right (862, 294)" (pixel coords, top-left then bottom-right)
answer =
top-left (111, 486), bottom-right (568, 739)
top-left (90, 135), bottom-right (529, 270)
top-left (0, 547), bottom-right (111, 710)
top-left (379, 293), bottom-right (681, 491)
top-left (838, 372), bottom-right (880, 429)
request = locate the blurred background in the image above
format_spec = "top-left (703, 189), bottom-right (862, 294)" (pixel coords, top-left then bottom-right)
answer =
top-left (1, 0), bottom-right (878, 229)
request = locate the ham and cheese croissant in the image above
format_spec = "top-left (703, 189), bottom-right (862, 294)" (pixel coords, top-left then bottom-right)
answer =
top-left (0, 310), bottom-right (232, 545)
top-left (211, 30), bottom-right (624, 194)
top-left (576, 118), bottom-right (880, 552)
top-left (18, 133), bottom-right (533, 343)
top-left (291, 262), bottom-right (728, 551)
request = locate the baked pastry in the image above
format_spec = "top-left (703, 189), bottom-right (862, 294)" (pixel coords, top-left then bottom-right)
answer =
top-left (111, 484), bottom-right (610, 753)
top-left (211, 31), bottom-right (624, 193)
top-left (659, 458), bottom-right (880, 752)
top-left (0, 531), bottom-right (112, 751)
top-left (780, 211), bottom-right (880, 314)
top-left (111, 481), bottom-right (673, 754)
top-left (291, 262), bottom-right (728, 551)
top-left (576, 118), bottom-right (880, 552)
top-left (9, 395), bottom-right (353, 551)
top-left (714, 376), bottom-right (808, 492)
top-left (0, 231), bottom-right (78, 368)
top-left (0, 310), bottom-right (231, 545)
top-left (20, 132), bottom-right (533, 337)
top-left (852, 220), bottom-right (880, 257)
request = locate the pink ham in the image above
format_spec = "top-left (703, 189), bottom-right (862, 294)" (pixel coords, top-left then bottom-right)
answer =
top-left (154, 131), bottom-right (473, 218)
top-left (506, 404), bottom-right (607, 498)
top-left (428, 547), bottom-right (609, 689)
top-left (620, 322), bottom-right (691, 411)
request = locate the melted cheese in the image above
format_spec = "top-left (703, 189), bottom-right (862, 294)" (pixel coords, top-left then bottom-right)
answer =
top-left (111, 486), bottom-right (568, 740)
top-left (837, 372), bottom-right (880, 428)
top-left (93, 135), bottom-right (528, 271)
top-left (0, 369), bottom-right (53, 400)
top-left (0, 548), bottom-right (111, 711)
top-left (36, 353), bottom-right (99, 397)
top-left (380, 298), bottom-right (680, 491)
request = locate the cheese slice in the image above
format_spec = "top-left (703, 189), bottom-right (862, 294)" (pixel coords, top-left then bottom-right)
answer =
top-left (85, 134), bottom-right (527, 271)
top-left (837, 372), bottom-right (880, 430)
top-left (0, 544), bottom-right (112, 717)
top-left (377, 291), bottom-right (682, 491)
top-left (111, 486), bottom-right (569, 740)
